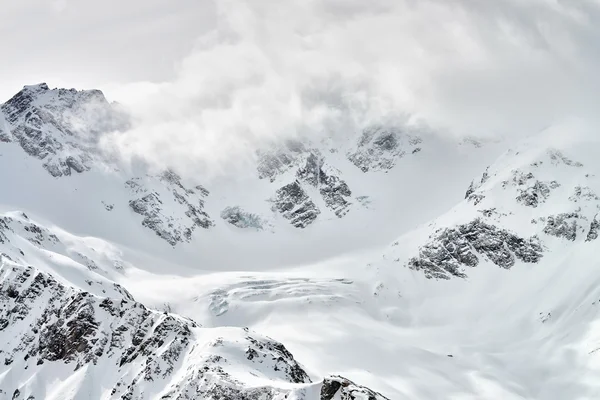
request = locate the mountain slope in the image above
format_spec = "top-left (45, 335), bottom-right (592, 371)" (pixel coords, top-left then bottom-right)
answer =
top-left (4, 83), bottom-right (600, 399)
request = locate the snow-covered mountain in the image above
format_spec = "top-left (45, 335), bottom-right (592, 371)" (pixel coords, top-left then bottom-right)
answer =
top-left (2, 83), bottom-right (599, 399)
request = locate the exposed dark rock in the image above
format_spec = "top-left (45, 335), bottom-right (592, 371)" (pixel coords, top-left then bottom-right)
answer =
top-left (348, 126), bottom-right (421, 172)
top-left (271, 181), bottom-right (320, 228)
top-left (569, 186), bottom-right (600, 203)
top-left (548, 149), bottom-right (583, 167)
top-left (221, 206), bottom-right (265, 230)
top-left (543, 212), bottom-right (581, 241)
top-left (127, 171), bottom-right (213, 245)
top-left (0, 263), bottom-right (338, 400)
top-left (407, 219), bottom-right (543, 279)
top-left (257, 140), bottom-right (306, 182)
top-left (587, 215), bottom-right (599, 242)
top-left (0, 83), bottom-right (124, 177)
top-left (465, 168), bottom-right (491, 205)
top-left (501, 170), bottom-right (560, 208)
top-left (321, 376), bottom-right (389, 400)
top-left (297, 153), bottom-right (352, 217)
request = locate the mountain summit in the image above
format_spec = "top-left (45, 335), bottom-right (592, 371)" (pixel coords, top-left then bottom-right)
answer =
top-left (2, 84), bottom-right (600, 399)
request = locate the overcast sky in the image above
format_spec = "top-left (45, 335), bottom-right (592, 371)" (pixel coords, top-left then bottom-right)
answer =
top-left (3, 0), bottom-right (600, 175)
top-left (0, 1), bottom-right (215, 100)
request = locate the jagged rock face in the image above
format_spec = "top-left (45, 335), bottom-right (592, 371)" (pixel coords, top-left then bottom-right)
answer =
top-left (0, 83), bottom-right (125, 177)
top-left (271, 181), bottom-right (321, 228)
top-left (543, 212), bottom-right (584, 241)
top-left (257, 140), bottom-right (307, 182)
top-left (1, 85), bottom-right (436, 236)
top-left (570, 186), bottom-right (600, 203)
top-left (220, 206), bottom-right (266, 230)
top-left (547, 149), bottom-right (584, 167)
top-left (465, 168), bottom-right (490, 205)
top-left (257, 142), bottom-right (355, 226)
top-left (126, 170), bottom-right (213, 246)
top-left (407, 219), bottom-right (543, 279)
top-left (256, 128), bottom-right (427, 227)
top-left (297, 153), bottom-right (352, 218)
top-left (0, 262), bottom-right (316, 400)
top-left (321, 376), bottom-right (390, 400)
top-left (347, 126), bottom-right (422, 172)
top-left (587, 215), bottom-right (599, 242)
top-left (467, 148), bottom-right (589, 212)
top-left (501, 170), bottom-right (561, 208)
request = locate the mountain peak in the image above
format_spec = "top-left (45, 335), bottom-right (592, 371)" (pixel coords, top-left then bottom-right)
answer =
top-left (22, 82), bottom-right (49, 92)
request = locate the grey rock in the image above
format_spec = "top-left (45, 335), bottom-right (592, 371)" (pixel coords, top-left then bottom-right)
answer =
top-left (503, 170), bottom-right (560, 208)
top-left (221, 206), bottom-right (265, 230)
top-left (587, 215), bottom-right (599, 242)
top-left (347, 126), bottom-right (421, 172)
top-left (548, 149), bottom-right (583, 167)
top-left (569, 186), bottom-right (600, 203)
top-left (0, 263), bottom-right (325, 400)
top-left (321, 375), bottom-right (390, 400)
top-left (271, 181), bottom-right (320, 228)
top-left (0, 83), bottom-right (124, 178)
top-left (127, 171), bottom-right (213, 246)
top-left (543, 212), bottom-right (581, 241)
top-left (465, 167), bottom-right (490, 202)
top-left (297, 153), bottom-right (352, 217)
top-left (257, 140), bottom-right (306, 182)
top-left (408, 218), bottom-right (543, 279)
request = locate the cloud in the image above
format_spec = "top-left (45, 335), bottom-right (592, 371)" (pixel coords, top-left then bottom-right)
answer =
top-left (101, 0), bottom-right (600, 177)
top-left (0, 0), bottom-right (210, 101)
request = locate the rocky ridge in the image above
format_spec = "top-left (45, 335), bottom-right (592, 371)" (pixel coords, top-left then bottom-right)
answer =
top-left (406, 218), bottom-right (543, 279)
top-left (401, 145), bottom-right (600, 280)
top-left (0, 84), bottom-right (427, 240)
top-left (0, 83), bottom-right (124, 177)
top-left (0, 259), bottom-right (388, 400)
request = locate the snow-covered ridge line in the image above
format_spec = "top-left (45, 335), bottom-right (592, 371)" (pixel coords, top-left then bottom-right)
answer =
top-left (386, 139), bottom-right (600, 281)
top-left (0, 260), bottom-right (388, 400)
top-left (0, 83), bottom-right (438, 241)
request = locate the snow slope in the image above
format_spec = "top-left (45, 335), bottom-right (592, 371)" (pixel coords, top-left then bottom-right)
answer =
top-left (2, 83), bottom-right (600, 399)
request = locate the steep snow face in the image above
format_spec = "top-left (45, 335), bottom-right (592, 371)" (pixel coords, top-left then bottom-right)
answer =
top-left (6, 83), bottom-right (600, 399)
top-left (0, 84), bottom-right (503, 272)
top-left (360, 135), bottom-right (600, 399)
top-left (0, 83), bottom-right (126, 177)
top-left (0, 261), bottom-right (321, 400)
top-left (0, 209), bottom-right (388, 400)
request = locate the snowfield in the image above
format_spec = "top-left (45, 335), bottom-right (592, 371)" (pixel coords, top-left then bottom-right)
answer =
top-left (1, 83), bottom-right (600, 399)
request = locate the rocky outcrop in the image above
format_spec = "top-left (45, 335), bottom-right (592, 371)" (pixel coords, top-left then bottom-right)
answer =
top-left (501, 170), bottom-right (561, 208)
top-left (543, 212), bottom-right (582, 241)
top-left (0, 83), bottom-right (125, 177)
top-left (347, 126), bottom-right (422, 172)
top-left (547, 149), bottom-right (583, 167)
top-left (0, 262), bottom-right (312, 399)
top-left (465, 168), bottom-right (490, 205)
top-left (297, 153), bottom-right (352, 218)
top-left (321, 376), bottom-right (390, 400)
top-left (587, 215), bottom-right (599, 242)
top-left (256, 140), bottom-right (307, 182)
top-left (407, 219), bottom-right (543, 279)
top-left (569, 186), bottom-right (600, 203)
top-left (220, 206), bottom-right (266, 230)
top-left (127, 171), bottom-right (213, 246)
top-left (516, 180), bottom-right (561, 208)
top-left (271, 181), bottom-right (320, 228)
top-left (0, 261), bottom-right (387, 400)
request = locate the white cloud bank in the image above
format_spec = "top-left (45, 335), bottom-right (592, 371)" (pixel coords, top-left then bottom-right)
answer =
top-left (96, 0), bottom-right (600, 176)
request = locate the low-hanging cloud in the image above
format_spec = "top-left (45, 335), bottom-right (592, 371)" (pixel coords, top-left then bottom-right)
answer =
top-left (101, 0), bottom-right (600, 178)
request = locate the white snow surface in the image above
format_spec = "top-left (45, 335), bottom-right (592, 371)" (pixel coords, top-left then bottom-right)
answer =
top-left (1, 84), bottom-right (600, 399)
